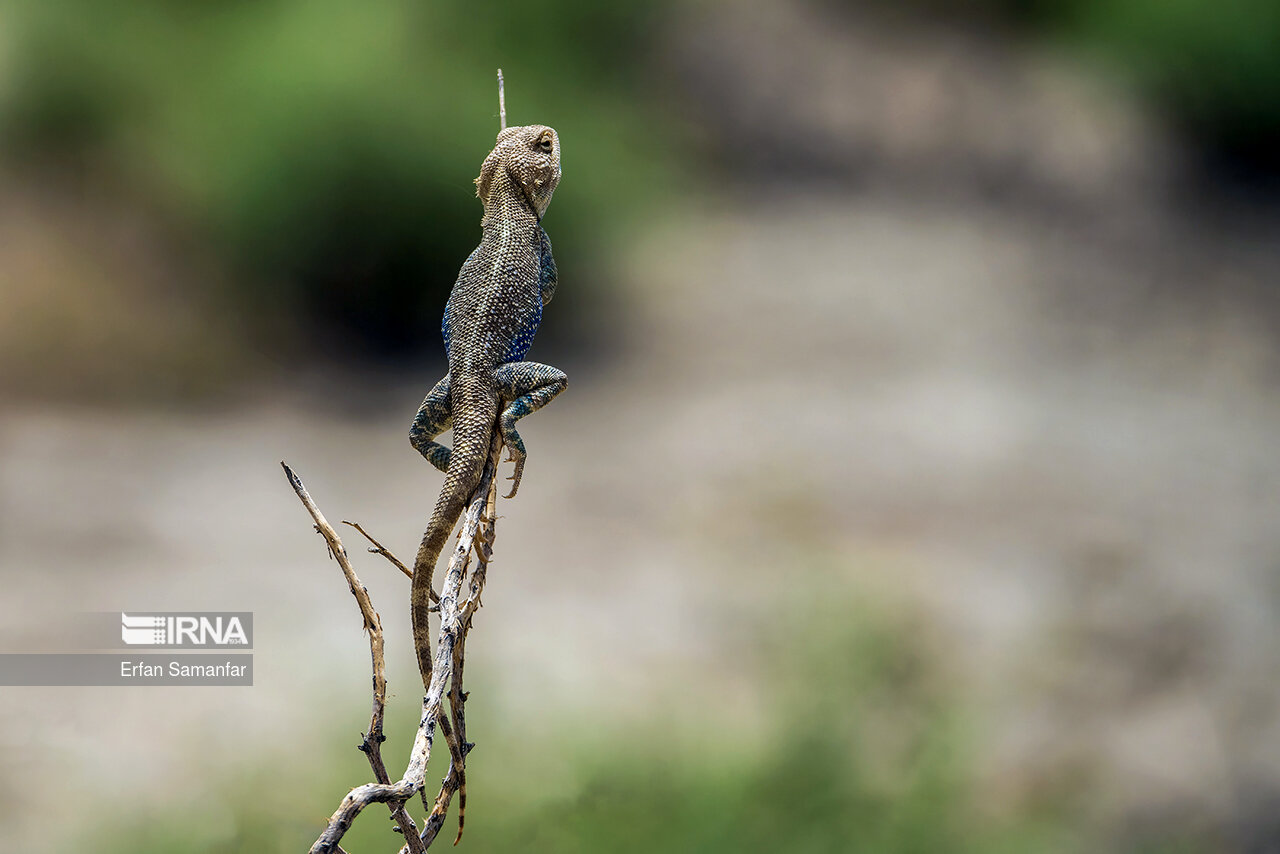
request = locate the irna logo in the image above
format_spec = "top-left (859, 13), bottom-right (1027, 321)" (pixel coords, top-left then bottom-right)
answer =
top-left (120, 612), bottom-right (253, 648)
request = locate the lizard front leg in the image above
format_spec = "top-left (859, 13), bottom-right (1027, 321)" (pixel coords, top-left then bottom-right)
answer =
top-left (492, 361), bottom-right (567, 498)
top-left (408, 375), bottom-right (452, 472)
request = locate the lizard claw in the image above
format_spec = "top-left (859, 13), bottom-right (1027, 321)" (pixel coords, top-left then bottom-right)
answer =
top-left (472, 528), bottom-right (494, 552)
top-left (503, 458), bottom-right (525, 499)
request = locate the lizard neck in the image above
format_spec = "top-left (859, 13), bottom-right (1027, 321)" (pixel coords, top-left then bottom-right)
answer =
top-left (480, 168), bottom-right (542, 231)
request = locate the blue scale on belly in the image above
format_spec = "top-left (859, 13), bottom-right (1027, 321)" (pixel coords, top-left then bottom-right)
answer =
top-left (502, 301), bottom-right (542, 362)
top-left (441, 242), bottom-right (551, 363)
top-left (441, 248), bottom-right (481, 353)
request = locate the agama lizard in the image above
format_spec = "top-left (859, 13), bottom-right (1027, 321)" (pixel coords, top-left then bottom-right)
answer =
top-left (408, 123), bottom-right (566, 689)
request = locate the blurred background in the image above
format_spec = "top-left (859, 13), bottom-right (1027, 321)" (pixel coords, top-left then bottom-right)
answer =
top-left (1, 0), bottom-right (1279, 850)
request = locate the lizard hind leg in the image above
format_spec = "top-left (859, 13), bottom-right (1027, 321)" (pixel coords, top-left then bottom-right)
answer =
top-left (491, 361), bottom-right (567, 498)
top-left (409, 374), bottom-right (453, 473)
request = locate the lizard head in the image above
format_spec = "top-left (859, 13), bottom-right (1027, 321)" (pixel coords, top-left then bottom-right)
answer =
top-left (475, 124), bottom-right (561, 221)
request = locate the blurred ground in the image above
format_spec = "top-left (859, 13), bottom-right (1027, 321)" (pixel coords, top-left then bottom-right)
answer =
top-left (2, 1), bottom-right (1280, 852)
top-left (5, 192), bottom-right (1280, 848)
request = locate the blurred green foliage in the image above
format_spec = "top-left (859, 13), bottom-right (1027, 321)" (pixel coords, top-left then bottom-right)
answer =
top-left (1064, 0), bottom-right (1280, 181)
top-left (92, 594), bottom-right (1088, 854)
top-left (4, 0), bottom-right (1276, 376)
top-left (1, 0), bottom-right (670, 359)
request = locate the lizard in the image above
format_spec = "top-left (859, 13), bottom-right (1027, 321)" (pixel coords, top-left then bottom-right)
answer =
top-left (407, 122), bottom-right (566, 693)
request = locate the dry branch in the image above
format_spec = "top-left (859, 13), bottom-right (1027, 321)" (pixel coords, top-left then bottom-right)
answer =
top-left (497, 68), bottom-right (507, 131)
top-left (282, 463), bottom-right (424, 853)
top-left (284, 428), bottom-right (503, 853)
top-left (343, 520), bottom-right (413, 579)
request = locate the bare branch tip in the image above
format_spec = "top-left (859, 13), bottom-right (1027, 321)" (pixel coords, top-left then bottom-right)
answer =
top-left (497, 68), bottom-right (507, 131)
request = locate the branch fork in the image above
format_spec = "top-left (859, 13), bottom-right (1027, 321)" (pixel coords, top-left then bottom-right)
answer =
top-left (283, 430), bottom-right (502, 852)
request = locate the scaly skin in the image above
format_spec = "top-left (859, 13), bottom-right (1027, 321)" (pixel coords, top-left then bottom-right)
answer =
top-left (408, 124), bottom-right (566, 695)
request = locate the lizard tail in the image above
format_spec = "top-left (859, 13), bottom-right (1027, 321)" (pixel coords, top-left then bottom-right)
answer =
top-left (453, 770), bottom-right (466, 845)
top-left (411, 402), bottom-right (496, 690)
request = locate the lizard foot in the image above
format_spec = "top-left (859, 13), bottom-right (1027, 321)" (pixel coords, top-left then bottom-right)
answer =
top-left (503, 451), bottom-right (526, 499)
top-left (472, 530), bottom-right (494, 555)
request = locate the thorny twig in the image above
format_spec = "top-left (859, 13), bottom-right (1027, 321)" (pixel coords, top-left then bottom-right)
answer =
top-left (344, 521), bottom-right (439, 611)
top-left (417, 441), bottom-right (497, 848)
top-left (282, 464), bottom-right (425, 854)
top-left (343, 520), bottom-right (412, 579)
top-left (412, 431), bottom-right (500, 849)
top-left (284, 429), bottom-right (503, 853)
